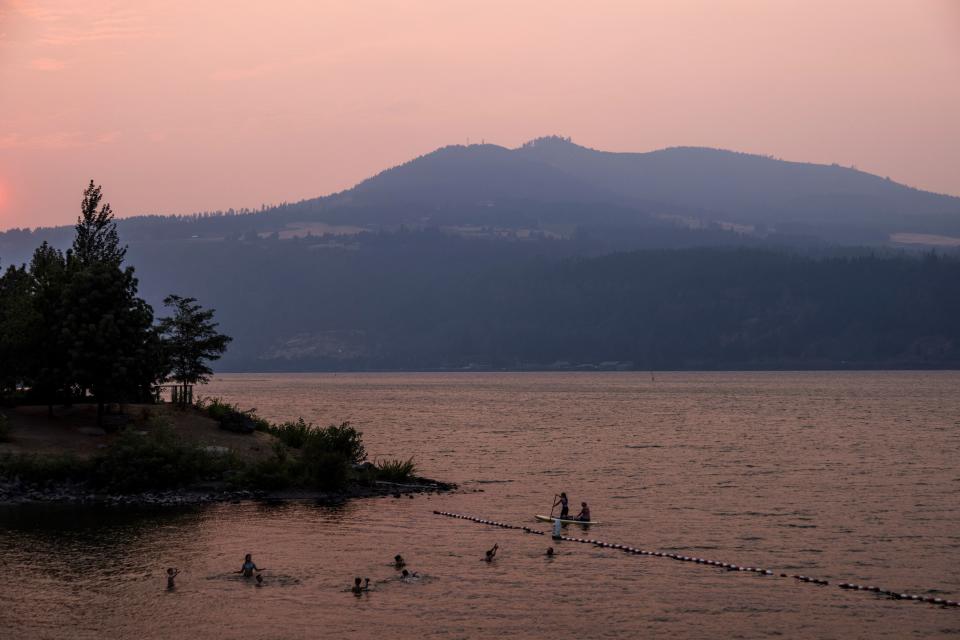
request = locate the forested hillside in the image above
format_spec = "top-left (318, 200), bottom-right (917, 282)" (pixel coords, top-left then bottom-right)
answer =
top-left (113, 232), bottom-right (960, 371)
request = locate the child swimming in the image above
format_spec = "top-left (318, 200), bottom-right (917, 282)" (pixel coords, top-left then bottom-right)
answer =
top-left (349, 576), bottom-right (374, 594)
top-left (166, 568), bottom-right (179, 590)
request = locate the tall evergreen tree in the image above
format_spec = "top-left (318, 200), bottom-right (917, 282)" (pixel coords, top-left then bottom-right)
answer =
top-left (158, 295), bottom-right (232, 405)
top-left (62, 181), bottom-right (158, 422)
top-left (0, 265), bottom-right (37, 395)
top-left (73, 180), bottom-right (126, 267)
top-left (28, 242), bottom-right (69, 412)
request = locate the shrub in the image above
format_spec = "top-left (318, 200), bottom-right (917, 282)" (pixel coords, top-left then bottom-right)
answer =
top-left (270, 418), bottom-right (314, 449)
top-left (300, 445), bottom-right (349, 490)
top-left (91, 425), bottom-right (220, 493)
top-left (375, 457), bottom-right (417, 483)
top-left (197, 396), bottom-right (235, 420)
top-left (0, 413), bottom-right (10, 442)
top-left (267, 420), bottom-right (365, 464)
top-left (196, 397), bottom-right (269, 434)
top-left (308, 422), bottom-right (366, 464)
top-left (240, 443), bottom-right (296, 491)
top-left (0, 452), bottom-right (90, 484)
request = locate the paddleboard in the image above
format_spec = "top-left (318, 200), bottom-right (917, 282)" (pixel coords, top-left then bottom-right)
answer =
top-left (535, 515), bottom-right (601, 525)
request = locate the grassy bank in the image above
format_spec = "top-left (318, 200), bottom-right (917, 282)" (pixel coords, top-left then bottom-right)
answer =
top-left (0, 401), bottom-right (437, 500)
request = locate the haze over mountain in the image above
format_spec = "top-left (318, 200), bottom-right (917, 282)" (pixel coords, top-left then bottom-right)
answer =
top-left (265, 136), bottom-right (960, 245)
top-left (4, 137), bottom-right (960, 261)
top-left (2, 137), bottom-right (959, 372)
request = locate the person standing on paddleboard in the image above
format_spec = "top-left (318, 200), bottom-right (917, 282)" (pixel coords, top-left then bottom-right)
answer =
top-left (553, 493), bottom-right (570, 519)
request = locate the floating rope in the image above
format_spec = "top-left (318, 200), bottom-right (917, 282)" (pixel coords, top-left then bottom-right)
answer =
top-left (433, 511), bottom-right (959, 608)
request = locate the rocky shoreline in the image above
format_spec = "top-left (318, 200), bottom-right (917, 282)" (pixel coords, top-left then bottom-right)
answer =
top-left (0, 477), bottom-right (456, 507)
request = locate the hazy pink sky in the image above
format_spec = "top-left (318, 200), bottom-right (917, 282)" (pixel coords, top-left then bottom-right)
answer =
top-left (1, 0), bottom-right (958, 230)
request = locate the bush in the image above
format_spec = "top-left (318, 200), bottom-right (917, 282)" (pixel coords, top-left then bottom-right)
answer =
top-left (197, 397), bottom-right (269, 434)
top-left (375, 457), bottom-right (417, 483)
top-left (240, 443), bottom-right (296, 491)
top-left (0, 413), bottom-right (10, 442)
top-left (0, 452), bottom-right (90, 484)
top-left (268, 420), bottom-right (365, 463)
top-left (308, 422), bottom-right (366, 464)
top-left (91, 424), bottom-right (222, 493)
top-left (301, 444), bottom-right (349, 490)
top-left (270, 418), bottom-right (314, 448)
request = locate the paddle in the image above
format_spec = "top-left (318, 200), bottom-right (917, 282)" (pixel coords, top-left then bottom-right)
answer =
top-left (549, 494), bottom-right (558, 518)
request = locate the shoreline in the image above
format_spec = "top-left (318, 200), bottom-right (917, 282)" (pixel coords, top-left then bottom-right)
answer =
top-left (0, 477), bottom-right (456, 508)
top-left (0, 403), bottom-right (453, 507)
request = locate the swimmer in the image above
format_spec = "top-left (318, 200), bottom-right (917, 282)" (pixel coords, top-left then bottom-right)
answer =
top-left (546, 547), bottom-right (554, 557)
top-left (237, 553), bottom-right (265, 578)
top-left (394, 554), bottom-right (405, 569)
top-left (400, 569), bottom-right (419, 580)
top-left (255, 574), bottom-right (264, 587)
top-left (352, 576), bottom-right (364, 595)
top-left (166, 567), bottom-right (179, 590)
top-left (484, 543), bottom-right (499, 562)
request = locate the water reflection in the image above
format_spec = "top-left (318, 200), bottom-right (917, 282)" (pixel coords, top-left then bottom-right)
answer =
top-left (2, 372), bottom-right (959, 639)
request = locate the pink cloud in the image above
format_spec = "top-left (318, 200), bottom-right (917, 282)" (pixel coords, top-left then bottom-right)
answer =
top-left (9, 0), bottom-right (148, 46)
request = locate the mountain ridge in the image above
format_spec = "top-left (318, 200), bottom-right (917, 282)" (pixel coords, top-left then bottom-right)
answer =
top-left (3, 136), bottom-right (960, 259)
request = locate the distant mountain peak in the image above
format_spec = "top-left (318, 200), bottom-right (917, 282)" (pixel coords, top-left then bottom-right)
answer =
top-left (522, 135), bottom-right (574, 146)
top-left (519, 135), bottom-right (585, 151)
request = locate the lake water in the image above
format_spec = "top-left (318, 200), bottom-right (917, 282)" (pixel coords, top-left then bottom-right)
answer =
top-left (2, 372), bottom-right (959, 639)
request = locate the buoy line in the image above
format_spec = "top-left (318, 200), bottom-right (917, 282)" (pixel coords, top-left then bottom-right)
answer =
top-left (432, 511), bottom-right (959, 609)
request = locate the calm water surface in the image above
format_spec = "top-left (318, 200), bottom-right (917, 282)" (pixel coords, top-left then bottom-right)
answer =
top-left (2, 372), bottom-right (959, 639)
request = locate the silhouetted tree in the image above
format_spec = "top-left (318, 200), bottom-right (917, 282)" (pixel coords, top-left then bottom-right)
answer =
top-left (0, 265), bottom-right (36, 395)
top-left (72, 180), bottom-right (126, 267)
top-left (27, 242), bottom-right (69, 412)
top-left (158, 295), bottom-right (232, 406)
top-left (62, 181), bottom-right (158, 423)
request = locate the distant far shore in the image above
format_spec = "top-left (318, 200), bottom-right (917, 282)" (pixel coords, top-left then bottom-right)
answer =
top-left (210, 365), bottom-right (960, 374)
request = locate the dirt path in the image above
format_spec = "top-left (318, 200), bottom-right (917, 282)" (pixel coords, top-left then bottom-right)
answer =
top-left (0, 404), bottom-right (276, 462)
